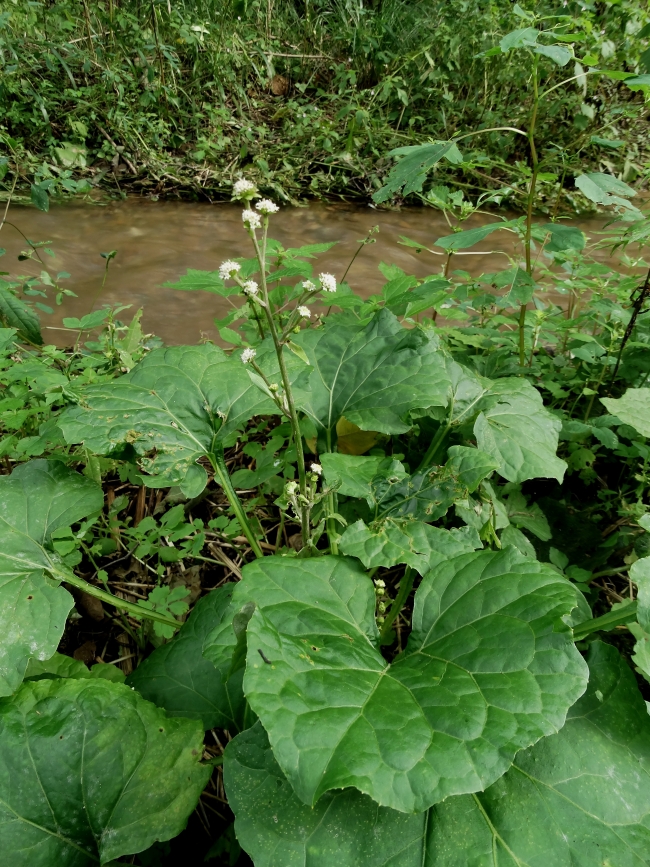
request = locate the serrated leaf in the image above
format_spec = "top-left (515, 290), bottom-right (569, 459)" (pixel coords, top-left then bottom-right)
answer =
top-left (339, 518), bottom-right (480, 573)
top-left (372, 141), bottom-right (464, 204)
top-left (0, 677), bottom-right (210, 864)
top-left (434, 221), bottom-right (515, 251)
top-left (225, 643), bottom-right (650, 867)
top-left (504, 490), bottom-right (552, 540)
top-left (0, 285), bottom-right (43, 345)
top-left (229, 551), bottom-right (586, 812)
top-left (601, 388), bottom-right (650, 438)
top-left (59, 344), bottom-right (286, 491)
top-left (320, 453), bottom-right (386, 499)
top-left (0, 460), bottom-right (103, 696)
top-left (534, 43), bottom-right (572, 65)
top-left (162, 269), bottom-right (237, 295)
top-left (629, 557), bottom-right (650, 683)
top-left (30, 183), bottom-right (49, 212)
top-left (127, 585), bottom-right (246, 730)
top-left (294, 309), bottom-right (450, 442)
top-left (540, 222), bottom-right (586, 252)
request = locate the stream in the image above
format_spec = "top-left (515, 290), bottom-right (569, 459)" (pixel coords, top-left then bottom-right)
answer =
top-left (2, 199), bottom-right (608, 345)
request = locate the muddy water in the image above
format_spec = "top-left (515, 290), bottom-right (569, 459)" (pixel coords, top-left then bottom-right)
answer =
top-left (2, 199), bottom-right (606, 345)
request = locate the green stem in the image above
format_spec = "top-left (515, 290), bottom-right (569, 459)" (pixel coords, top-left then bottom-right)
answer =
top-left (54, 568), bottom-right (180, 629)
top-left (209, 445), bottom-right (264, 559)
top-left (583, 348), bottom-right (611, 423)
top-left (379, 567), bottom-right (415, 644)
top-left (572, 601), bottom-right (637, 642)
top-left (252, 225), bottom-right (309, 549)
top-left (325, 427), bottom-right (339, 555)
top-left (521, 54), bottom-right (540, 368)
top-left (418, 421), bottom-right (450, 472)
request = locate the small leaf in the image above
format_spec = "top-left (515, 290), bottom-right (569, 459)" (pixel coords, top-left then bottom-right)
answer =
top-left (30, 183), bottom-right (49, 212)
top-left (0, 286), bottom-right (43, 345)
top-left (534, 43), bottom-right (572, 66)
top-left (434, 221), bottom-right (515, 251)
top-left (540, 223), bottom-right (586, 252)
top-left (286, 340), bottom-right (310, 366)
top-left (0, 677), bottom-right (210, 864)
top-left (372, 141), bottom-right (464, 204)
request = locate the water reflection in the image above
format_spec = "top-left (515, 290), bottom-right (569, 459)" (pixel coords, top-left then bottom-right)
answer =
top-left (3, 199), bottom-right (609, 345)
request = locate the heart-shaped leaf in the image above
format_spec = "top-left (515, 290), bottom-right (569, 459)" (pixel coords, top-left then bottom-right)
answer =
top-left (59, 344), bottom-right (283, 493)
top-left (225, 642), bottom-right (650, 867)
top-left (0, 676), bottom-right (210, 865)
top-left (294, 310), bottom-right (450, 444)
top-left (225, 551), bottom-right (587, 812)
top-left (602, 387), bottom-right (650, 439)
top-left (127, 585), bottom-right (246, 730)
top-left (0, 460), bottom-right (103, 696)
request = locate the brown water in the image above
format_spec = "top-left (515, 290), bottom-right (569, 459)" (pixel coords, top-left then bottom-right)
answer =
top-left (1, 199), bottom-right (609, 345)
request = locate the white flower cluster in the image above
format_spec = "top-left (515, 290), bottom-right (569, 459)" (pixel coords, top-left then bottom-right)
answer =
top-left (242, 280), bottom-right (259, 296)
top-left (297, 306), bottom-right (311, 318)
top-left (233, 178), bottom-right (257, 199)
top-left (310, 463), bottom-right (322, 475)
top-left (218, 260), bottom-right (240, 280)
top-left (240, 348), bottom-right (256, 364)
top-left (301, 280), bottom-right (316, 292)
top-left (242, 209), bottom-right (262, 230)
top-left (319, 272), bottom-right (337, 293)
top-left (256, 198), bottom-right (279, 215)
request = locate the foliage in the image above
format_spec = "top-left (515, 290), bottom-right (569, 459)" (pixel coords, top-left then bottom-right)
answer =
top-left (1, 0), bottom-right (649, 205)
top-left (1, 24), bottom-right (650, 860)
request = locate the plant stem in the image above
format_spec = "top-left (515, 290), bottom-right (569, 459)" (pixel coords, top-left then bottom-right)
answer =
top-left (418, 421), bottom-right (450, 471)
top-left (209, 445), bottom-right (264, 559)
top-left (54, 568), bottom-right (180, 628)
top-left (252, 223), bottom-right (309, 548)
top-left (572, 601), bottom-right (637, 641)
top-left (521, 54), bottom-right (540, 368)
top-left (379, 567), bottom-right (415, 643)
top-left (325, 428), bottom-right (338, 554)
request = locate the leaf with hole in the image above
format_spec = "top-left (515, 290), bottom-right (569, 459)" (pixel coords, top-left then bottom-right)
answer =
top-left (601, 388), bottom-right (650, 439)
top-left (0, 676), bottom-right (210, 865)
top-left (225, 551), bottom-right (586, 813)
top-left (0, 460), bottom-right (103, 696)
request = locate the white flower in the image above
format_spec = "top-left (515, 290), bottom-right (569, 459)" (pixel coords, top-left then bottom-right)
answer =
top-left (255, 198), bottom-right (279, 215)
top-left (242, 280), bottom-right (259, 296)
top-left (310, 462), bottom-right (322, 475)
top-left (301, 280), bottom-right (317, 292)
top-left (319, 272), bottom-right (337, 293)
top-left (233, 178), bottom-right (257, 199)
top-left (297, 306), bottom-right (311, 318)
top-left (242, 209), bottom-right (262, 230)
top-left (240, 348), bottom-right (256, 364)
top-left (218, 260), bottom-right (241, 280)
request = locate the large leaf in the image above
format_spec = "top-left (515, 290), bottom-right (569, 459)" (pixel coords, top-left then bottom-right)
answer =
top-left (602, 387), bottom-right (650, 438)
top-left (59, 344), bottom-right (283, 494)
top-left (433, 221), bottom-right (515, 251)
top-left (0, 460), bottom-right (103, 696)
top-left (228, 552), bottom-right (586, 813)
top-left (628, 556), bottom-right (650, 683)
top-left (225, 642), bottom-right (650, 867)
top-left (339, 519), bottom-right (480, 572)
top-left (127, 585), bottom-right (245, 730)
top-left (372, 141), bottom-right (464, 204)
top-left (294, 309), bottom-right (450, 442)
top-left (0, 676), bottom-right (210, 865)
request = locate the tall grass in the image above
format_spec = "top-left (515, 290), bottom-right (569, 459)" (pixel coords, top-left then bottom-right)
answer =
top-left (0, 0), bottom-right (648, 202)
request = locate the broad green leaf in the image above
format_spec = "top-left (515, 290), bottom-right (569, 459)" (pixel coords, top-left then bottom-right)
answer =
top-left (320, 453), bottom-right (386, 499)
top-left (629, 557), bottom-right (650, 683)
top-left (503, 489), bottom-right (552, 540)
top-left (602, 388), bottom-right (650, 438)
top-left (162, 269), bottom-right (238, 295)
top-left (624, 74), bottom-right (650, 89)
top-left (226, 643), bottom-right (650, 867)
top-left (430, 642), bottom-right (650, 866)
top-left (0, 285), bottom-right (43, 345)
top-left (534, 43), bottom-right (572, 66)
top-left (30, 183), bottom-right (49, 212)
top-left (499, 27), bottom-right (539, 52)
top-left (372, 141), bottom-right (464, 204)
top-left (0, 677), bottom-right (210, 865)
top-left (294, 309), bottom-right (450, 442)
top-left (540, 222), bottom-right (586, 252)
top-left (62, 309), bottom-right (110, 330)
top-left (127, 585), bottom-right (246, 730)
top-left (339, 518), bottom-right (480, 573)
top-left (0, 327), bottom-right (17, 353)
top-left (575, 172), bottom-right (641, 215)
top-left (473, 378), bottom-right (567, 483)
top-left (231, 551), bottom-right (586, 812)
top-left (24, 652), bottom-right (126, 683)
top-left (499, 267), bottom-right (536, 306)
top-left (0, 460), bottom-right (103, 696)
top-left (434, 221), bottom-right (514, 251)
top-left (59, 344), bottom-right (285, 492)
top-left (224, 720), bottom-right (427, 867)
